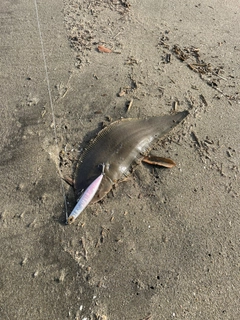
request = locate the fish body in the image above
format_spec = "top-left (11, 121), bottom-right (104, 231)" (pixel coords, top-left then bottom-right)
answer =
top-left (75, 111), bottom-right (188, 205)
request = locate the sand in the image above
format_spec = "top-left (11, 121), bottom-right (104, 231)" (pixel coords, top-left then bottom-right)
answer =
top-left (0, 0), bottom-right (239, 319)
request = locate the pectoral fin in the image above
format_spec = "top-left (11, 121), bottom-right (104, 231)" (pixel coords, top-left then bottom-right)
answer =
top-left (142, 154), bottom-right (176, 168)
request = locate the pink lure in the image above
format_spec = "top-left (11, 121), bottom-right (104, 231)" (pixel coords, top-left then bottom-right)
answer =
top-left (67, 165), bottom-right (105, 224)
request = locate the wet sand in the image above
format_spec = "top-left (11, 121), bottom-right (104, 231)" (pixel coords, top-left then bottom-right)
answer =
top-left (0, 1), bottom-right (239, 319)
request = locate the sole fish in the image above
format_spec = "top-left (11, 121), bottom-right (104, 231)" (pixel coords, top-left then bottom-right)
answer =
top-left (68, 110), bottom-right (188, 223)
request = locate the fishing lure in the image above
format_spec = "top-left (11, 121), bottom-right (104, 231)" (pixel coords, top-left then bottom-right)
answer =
top-left (68, 110), bottom-right (189, 224)
top-left (67, 164), bottom-right (105, 224)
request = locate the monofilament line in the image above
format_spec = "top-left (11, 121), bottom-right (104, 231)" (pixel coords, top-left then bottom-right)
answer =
top-left (34, 0), bottom-right (68, 221)
top-left (34, 0), bottom-right (57, 142)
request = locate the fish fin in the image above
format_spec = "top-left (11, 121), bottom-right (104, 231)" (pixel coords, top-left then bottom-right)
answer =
top-left (142, 154), bottom-right (176, 168)
top-left (62, 176), bottom-right (75, 188)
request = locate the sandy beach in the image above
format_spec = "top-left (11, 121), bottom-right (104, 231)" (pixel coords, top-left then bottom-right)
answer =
top-left (0, 1), bottom-right (239, 319)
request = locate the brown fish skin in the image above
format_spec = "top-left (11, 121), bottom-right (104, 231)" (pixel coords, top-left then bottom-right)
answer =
top-left (75, 110), bottom-right (189, 203)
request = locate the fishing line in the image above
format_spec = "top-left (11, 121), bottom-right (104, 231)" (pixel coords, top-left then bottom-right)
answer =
top-left (34, 0), bottom-right (68, 221)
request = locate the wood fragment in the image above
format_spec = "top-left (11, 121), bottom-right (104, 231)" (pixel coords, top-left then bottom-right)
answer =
top-left (172, 45), bottom-right (189, 61)
top-left (125, 56), bottom-right (139, 65)
top-left (81, 236), bottom-right (88, 260)
top-left (173, 100), bottom-right (179, 111)
top-left (191, 131), bottom-right (201, 147)
top-left (118, 88), bottom-right (126, 97)
top-left (41, 109), bottom-right (46, 117)
top-left (188, 63), bottom-right (210, 74)
top-left (94, 110), bottom-right (103, 114)
top-left (166, 53), bottom-right (171, 63)
top-left (126, 99), bottom-right (133, 112)
top-left (212, 72), bottom-right (227, 81)
top-left (98, 45), bottom-right (112, 53)
top-left (191, 85), bottom-right (199, 90)
top-left (226, 150), bottom-right (232, 157)
top-left (62, 175), bottom-right (75, 187)
top-left (218, 163), bottom-right (225, 176)
top-left (204, 137), bottom-right (214, 144)
top-left (199, 94), bottom-right (208, 106)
